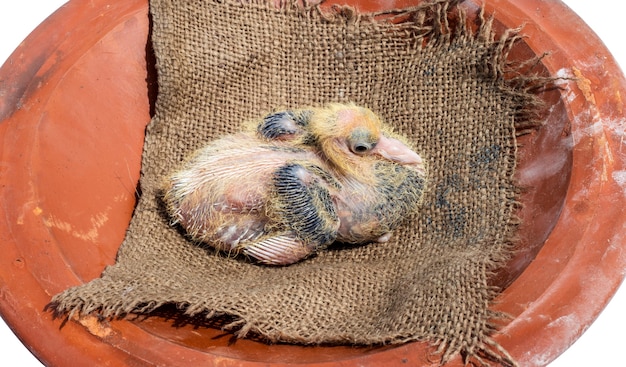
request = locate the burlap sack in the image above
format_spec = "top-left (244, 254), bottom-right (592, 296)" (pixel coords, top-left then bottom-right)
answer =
top-left (51, 0), bottom-right (544, 365)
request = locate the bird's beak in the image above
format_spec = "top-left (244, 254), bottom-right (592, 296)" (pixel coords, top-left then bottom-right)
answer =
top-left (373, 135), bottom-right (425, 176)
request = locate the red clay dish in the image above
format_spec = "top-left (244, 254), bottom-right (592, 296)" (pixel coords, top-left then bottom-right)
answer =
top-left (0, 0), bottom-right (625, 366)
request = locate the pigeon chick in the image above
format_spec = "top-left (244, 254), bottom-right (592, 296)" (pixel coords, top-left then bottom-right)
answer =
top-left (163, 103), bottom-right (427, 265)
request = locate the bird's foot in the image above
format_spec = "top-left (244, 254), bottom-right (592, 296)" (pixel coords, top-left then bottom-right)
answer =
top-left (376, 232), bottom-right (393, 243)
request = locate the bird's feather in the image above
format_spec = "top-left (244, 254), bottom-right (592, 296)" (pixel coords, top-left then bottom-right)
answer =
top-left (240, 234), bottom-right (311, 265)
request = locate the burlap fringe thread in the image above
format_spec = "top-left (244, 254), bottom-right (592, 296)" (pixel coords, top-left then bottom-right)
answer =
top-left (49, 1), bottom-right (552, 366)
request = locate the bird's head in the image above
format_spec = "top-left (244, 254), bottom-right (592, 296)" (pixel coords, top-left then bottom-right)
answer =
top-left (308, 103), bottom-right (425, 180)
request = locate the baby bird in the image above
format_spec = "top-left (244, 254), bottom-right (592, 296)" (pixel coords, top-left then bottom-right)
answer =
top-left (163, 103), bottom-right (426, 265)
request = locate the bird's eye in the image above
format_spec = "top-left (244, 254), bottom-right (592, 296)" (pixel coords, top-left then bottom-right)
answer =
top-left (350, 141), bottom-right (375, 155)
top-left (348, 127), bottom-right (377, 155)
top-left (353, 143), bottom-right (370, 153)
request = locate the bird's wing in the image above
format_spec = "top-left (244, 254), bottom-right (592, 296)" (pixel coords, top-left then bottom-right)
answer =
top-left (271, 162), bottom-right (340, 245)
top-left (256, 110), bottom-right (312, 141)
top-left (236, 161), bottom-right (342, 265)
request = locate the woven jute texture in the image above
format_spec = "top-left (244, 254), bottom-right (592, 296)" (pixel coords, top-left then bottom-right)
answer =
top-left (51, 0), bottom-right (541, 365)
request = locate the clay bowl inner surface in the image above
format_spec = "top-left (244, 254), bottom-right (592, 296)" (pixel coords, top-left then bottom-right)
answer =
top-left (0, 0), bottom-right (624, 366)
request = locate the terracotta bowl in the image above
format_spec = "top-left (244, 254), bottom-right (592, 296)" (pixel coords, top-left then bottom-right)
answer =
top-left (1, 0), bottom-right (625, 366)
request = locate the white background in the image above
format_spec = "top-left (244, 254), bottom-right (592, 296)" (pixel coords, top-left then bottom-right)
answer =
top-left (0, 1), bottom-right (623, 366)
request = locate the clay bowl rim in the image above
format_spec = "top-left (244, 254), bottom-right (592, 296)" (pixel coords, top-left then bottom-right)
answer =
top-left (0, 0), bottom-right (625, 366)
